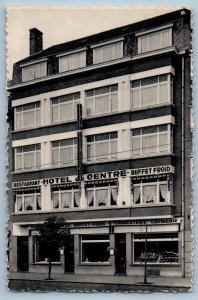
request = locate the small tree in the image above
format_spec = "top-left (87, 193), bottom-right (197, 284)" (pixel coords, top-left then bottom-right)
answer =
top-left (35, 215), bottom-right (69, 280)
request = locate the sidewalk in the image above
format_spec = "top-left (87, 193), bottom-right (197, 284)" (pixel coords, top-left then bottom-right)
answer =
top-left (8, 271), bottom-right (192, 291)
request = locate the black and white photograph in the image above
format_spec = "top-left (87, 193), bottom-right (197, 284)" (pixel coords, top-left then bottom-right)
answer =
top-left (6, 5), bottom-right (193, 292)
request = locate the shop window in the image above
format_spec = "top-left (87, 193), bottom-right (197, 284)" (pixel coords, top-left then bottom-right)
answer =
top-left (15, 102), bottom-right (40, 130)
top-left (131, 74), bottom-right (173, 109)
top-left (131, 124), bottom-right (172, 157)
top-left (93, 41), bottom-right (123, 64)
top-left (59, 51), bottom-right (86, 73)
top-left (87, 132), bottom-right (117, 162)
top-left (87, 184), bottom-right (117, 207)
top-left (81, 235), bottom-right (110, 263)
top-left (15, 191), bottom-right (41, 212)
top-left (51, 138), bottom-right (77, 166)
top-left (51, 92), bottom-right (80, 123)
top-left (22, 61), bottom-right (47, 82)
top-left (33, 237), bottom-right (60, 263)
top-left (15, 144), bottom-right (41, 171)
top-left (85, 84), bottom-right (118, 117)
top-left (52, 188), bottom-right (80, 209)
top-left (133, 233), bottom-right (178, 264)
top-left (137, 28), bottom-right (172, 54)
top-left (133, 178), bottom-right (172, 205)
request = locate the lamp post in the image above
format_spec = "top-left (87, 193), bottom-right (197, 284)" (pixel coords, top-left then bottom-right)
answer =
top-left (144, 224), bottom-right (148, 284)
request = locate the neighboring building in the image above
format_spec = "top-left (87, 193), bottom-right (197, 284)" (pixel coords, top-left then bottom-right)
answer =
top-left (7, 9), bottom-right (192, 280)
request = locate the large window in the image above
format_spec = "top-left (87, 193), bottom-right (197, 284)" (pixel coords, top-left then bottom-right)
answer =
top-left (131, 74), bottom-right (172, 109)
top-left (93, 41), bottom-right (123, 64)
top-left (87, 184), bottom-right (117, 207)
top-left (51, 92), bottom-right (80, 123)
top-left (52, 188), bottom-right (80, 209)
top-left (81, 235), bottom-right (110, 263)
top-left (133, 233), bottom-right (178, 264)
top-left (133, 178), bottom-right (172, 205)
top-left (33, 237), bottom-right (60, 263)
top-left (131, 124), bottom-right (172, 157)
top-left (138, 28), bottom-right (172, 54)
top-left (15, 191), bottom-right (41, 212)
top-left (86, 85), bottom-right (118, 117)
top-left (22, 61), bottom-right (47, 82)
top-left (15, 144), bottom-right (41, 171)
top-left (51, 138), bottom-right (77, 166)
top-left (15, 102), bottom-right (40, 130)
top-left (87, 132), bottom-right (118, 162)
top-left (59, 51), bottom-right (86, 73)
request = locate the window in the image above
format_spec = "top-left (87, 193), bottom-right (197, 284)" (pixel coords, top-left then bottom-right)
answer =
top-left (51, 92), bottom-right (80, 123)
top-left (132, 124), bottom-right (172, 157)
top-left (15, 191), bottom-right (41, 212)
top-left (133, 233), bottom-right (178, 264)
top-left (81, 235), bottom-right (110, 263)
top-left (59, 51), bottom-right (86, 73)
top-left (133, 178), bottom-right (172, 205)
top-left (131, 74), bottom-right (172, 109)
top-left (15, 102), bottom-right (40, 130)
top-left (52, 188), bottom-right (80, 209)
top-left (87, 132), bottom-right (118, 162)
top-left (15, 144), bottom-right (41, 171)
top-left (51, 138), bottom-right (77, 166)
top-left (33, 237), bottom-right (60, 263)
top-left (22, 61), bottom-right (47, 82)
top-left (87, 184), bottom-right (118, 207)
top-left (138, 28), bottom-right (172, 54)
top-left (93, 41), bottom-right (123, 64)
top-left (86, 85), bottom-right (118, 117)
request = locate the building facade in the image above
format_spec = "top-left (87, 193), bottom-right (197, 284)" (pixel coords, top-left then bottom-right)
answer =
top-left (8, 9), bottom-right (192, 279)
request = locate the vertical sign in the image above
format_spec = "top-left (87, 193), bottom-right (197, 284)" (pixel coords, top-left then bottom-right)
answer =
top-left (77, 103), bottom-right (83, 181)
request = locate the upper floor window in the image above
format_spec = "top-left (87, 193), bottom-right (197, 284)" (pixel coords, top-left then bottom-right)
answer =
top-left (93, 41), bottom-right (123, 64)
top-left (137, 28), bottom-right (172, 54)
top-left (59, 51), bottom-right (86, 73)
top-left (131, 74), bottom-right (172, 109)
top-left (22, 61), bottom-right (47, 82)
top-left (51, 92), bottom-right (80, 123)
top-left (85, 85), bottom-right (118, 117)
top-left (87, 184), bottom-right (117, 208)
top-left (15, 144), bottom-right (41, 171)
top-left (132, 124), bottom-right (172, 157)
top-left (52, 188), bottom-right (80, 209)
top-left (15, 191), bottom-right (41, 212)
top-left (14, 102), bottom-right (40, 130)
top-left (51, 138), bottom-right (77, 166)
top-left (87, 132), bottom-right (117, 162)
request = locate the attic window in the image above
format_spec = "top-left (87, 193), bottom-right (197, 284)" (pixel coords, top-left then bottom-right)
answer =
top-left (93, 41), bottom-right (123, 64)
top-left (21, 61), bottom-right (47, 82)
top-left (59, 51), bottom-right (86, 73)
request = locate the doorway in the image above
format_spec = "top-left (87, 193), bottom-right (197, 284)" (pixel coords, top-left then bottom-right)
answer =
top-left (115, 234), bottom-right (126, 274)
top-left (65, 235), bottom-right (74, 273)
top-left (17, 236), bottom-right (29, 272)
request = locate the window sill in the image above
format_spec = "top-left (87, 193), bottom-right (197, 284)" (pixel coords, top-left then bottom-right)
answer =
top-left (131, 102), bottom-right (174, 112)
top-left (132, 203), bottom-right (175, 208)
top-left (130, 263), bottom-right (180, 267)
top-left (12, 163), bottom-right (77, 174)
top-left (79, 262), bottom-right (111, 266)
top-left (32, 262), bottom-right (61, 265)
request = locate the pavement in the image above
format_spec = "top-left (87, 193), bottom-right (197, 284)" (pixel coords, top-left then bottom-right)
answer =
top-left (8, 271), bottom-right (192, 292)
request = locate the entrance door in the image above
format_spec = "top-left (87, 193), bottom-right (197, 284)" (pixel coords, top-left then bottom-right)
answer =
top-left (17, 236), bottom-right (29, 272)
top-left (115, 234), bottom-right (126, 274)
top-left (65, 236), bottom-right (74, 273)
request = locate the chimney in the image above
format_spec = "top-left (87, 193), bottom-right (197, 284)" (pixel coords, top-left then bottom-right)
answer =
top-left (29, 28), bottom-right (43, 56)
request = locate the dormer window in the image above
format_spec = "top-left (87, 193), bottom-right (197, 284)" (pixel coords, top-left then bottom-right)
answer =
top-left (21, 60), bottom-right (47, 82)
top-left (58, 50), bottom-right (86, 73)
top-left (93, 40), bottom-right (123, 64)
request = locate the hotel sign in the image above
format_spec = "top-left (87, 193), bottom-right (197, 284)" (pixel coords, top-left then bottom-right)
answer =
top-left (13, 165), bottom-right (174, 188)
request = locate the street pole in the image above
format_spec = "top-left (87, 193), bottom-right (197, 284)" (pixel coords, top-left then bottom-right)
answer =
top-left (144, 224), bottom-right (148, 284)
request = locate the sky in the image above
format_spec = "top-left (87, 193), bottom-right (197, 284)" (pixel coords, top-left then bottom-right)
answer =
top-left (6, 5), bottom-right (183, 79)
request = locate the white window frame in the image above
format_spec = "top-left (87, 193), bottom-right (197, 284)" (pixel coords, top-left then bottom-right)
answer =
top-left (86, 185), bottom-right (118, 208)
top-left (86, 132), bottom-right (118, 162)
top-left (15, 192), bottom-right (41, 212)
top-left (133, 179), bottom-right (172, 205)
top-left (51, 188), bottom-right (80, 209)
top-left (131, 74), bottom-right (173, 109)
top-left (59, 50), bottom-right (86, 73)
top-left (93, 41), bottom-right (123, 64)
top-left (81, 235), bottom-right (110, 263)
top-left (51, 138), bottom-right (77, 166)
top-left (137, 27), bottom-right (172, 54)
top-left (15, 144), bottom-right (41, 171)
top-left (51, 93), bottom-right (80, 123)
top-left (22, 61), bottom-right (47, 82)
top-left (14, 102), bottom-right (41, 130)
top-left (85, 85), bottom-right (118, 117)
top-left (131, 124), bottom-right (172, 158)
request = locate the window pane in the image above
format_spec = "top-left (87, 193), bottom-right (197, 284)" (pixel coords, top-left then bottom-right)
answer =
top-left (142, 85), bottom-right (157, 106)
top-left (142, 135), bottom-right (157, 154)
top-left (110, 93), bottom-right (118, 112)
top-left (132, 137), bottom-right (140, 156)
top-left (162, 29), bottom-right (171, 48)
top-left (159, 133), bottom-right (168, 152)
top-left (110, 140), bottom-right (117, 159)
top-left (93, 47), bottom-right (103, 64)
top-left (96, 189), bottom-right (108, 206)
top-left (24, 153), bottom-right (35, 168)
top-left (82, 241), bottom-right (110, 262)
top-left (95, 142), bottom-right (109, 160)
top-left (15, 113), bottom-right (22, 130)
top-left (15, 154), bottom-right (22, 170)
top-left (114, 42), bottom-right (122, 59)
top-left (61, 192), bottom-right (72, 208)
top-left (132, 89), bottom-right (140, 108)
top-left (159, 184), bottom-right (168, 202)
top-left (52, 105), bottom-right (59, 123)
top-left (149, 32), bottom-right (161, 51)
top-left (140, 36), bottom-right (148, 53)
top-left (24, 195), bottom-right (34, 210)
top-left (86, 98), bottom-right (94, 116)
top-left (142, 185), bottom-right (157, 203)
top-left (95, 94), bottom-right (109, 115)
top-left (103, 44), bottom-right (112, 61)
top-left (87, 144), bottom-right (94, 160)
top-left (142, 126), bottom-right (157, 134)
top-left (159, 82), bottom-right (168, 103)
top-left (60, 147), bottom-right (73, 164)
top-left (52, 193), bottom-right (59, 209)
top-left (52, 148), bottom-right (59, 165)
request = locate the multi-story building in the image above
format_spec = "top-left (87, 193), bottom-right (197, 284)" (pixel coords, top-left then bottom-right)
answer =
top-left (7, 8), bottom-right (192, 280)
